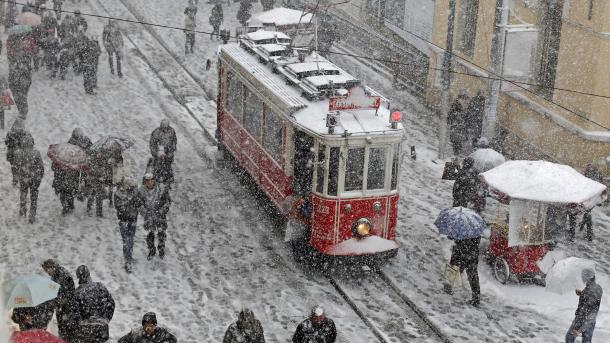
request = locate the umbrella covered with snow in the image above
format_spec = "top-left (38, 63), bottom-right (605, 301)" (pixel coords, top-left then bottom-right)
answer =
top-left (481, 160), bottom-right (607, 209)
top-left (47, 143), bottom-right (90, 172)
top-left (15, 12), bottom-right (41, 26)
top-left (545, 257), bottom-right (596, 294)
top-left (90, 136), bottom-right (134, 158)
top-left (434, 207), bottom-right (487, 240)
top-left (2, 274), bottom-right (59, 309)
top-left (469, 148), bottom-right (506, 172)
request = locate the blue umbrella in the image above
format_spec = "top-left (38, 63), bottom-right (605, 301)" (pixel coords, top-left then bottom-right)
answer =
top-left (434, 207), bottom-right (487, 239)
top-left (6, 24), bottom-right (33, 35)
top-left (2, 274), bottom-right (59, 309)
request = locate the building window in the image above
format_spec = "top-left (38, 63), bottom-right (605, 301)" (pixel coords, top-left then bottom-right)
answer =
top-left (457, 0), bottom-right (479, 57)
top-left (263, 108), bottom-right (283, 163)
top-left (243, 88), bottom-right (263, 141)
top-left (533, 0), bottom-right (563, 98)
top-left (225, 72), bottom-right (243, 121)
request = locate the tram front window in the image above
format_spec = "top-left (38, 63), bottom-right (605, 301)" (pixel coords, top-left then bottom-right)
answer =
top-left (367, 147), bottom-right (386, 190)
top-left (316, 144), bottom-right (326, 194)
top-left (391, 144), bottom-right (400, 190)
top-left (328, 147), bottom-right (340, 195)
top-left (345, 148), bottom-right (365, 191)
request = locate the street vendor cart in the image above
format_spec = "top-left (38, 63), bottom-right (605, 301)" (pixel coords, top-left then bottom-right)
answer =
top-left (480, 160), bottom-right (607, 284)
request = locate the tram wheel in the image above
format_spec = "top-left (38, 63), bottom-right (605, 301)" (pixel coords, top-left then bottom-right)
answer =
top-left (493, 257), bottom-right (511, 284)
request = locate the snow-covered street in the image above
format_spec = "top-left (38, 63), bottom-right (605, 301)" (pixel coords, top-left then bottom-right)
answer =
top-left (1, 0), bottom-right (609, 342)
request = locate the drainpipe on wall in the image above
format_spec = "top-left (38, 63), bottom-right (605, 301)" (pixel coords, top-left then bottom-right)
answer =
top-left (482, 0), bottom-right (510, 141)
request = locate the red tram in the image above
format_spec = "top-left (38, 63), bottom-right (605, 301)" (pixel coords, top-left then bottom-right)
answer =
top-left (216, 34), bottom-right (406, 257)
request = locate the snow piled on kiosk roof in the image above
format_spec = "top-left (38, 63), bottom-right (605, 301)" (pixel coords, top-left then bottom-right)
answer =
top-left (481, 160), bottom-right (607, 207)
top-left (249, 7), bottom-right (313, 27)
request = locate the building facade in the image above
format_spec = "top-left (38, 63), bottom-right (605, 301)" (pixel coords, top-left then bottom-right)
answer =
top-left (427, 0), bottom-right (610, 172)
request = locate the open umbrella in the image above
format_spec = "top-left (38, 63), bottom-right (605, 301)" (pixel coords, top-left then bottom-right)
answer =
top-left (434, 207), bottom-right (487, 240)
top-left (47, 143), bottom-right (90, 172)
top-left (15, 12), bottom-right (41, 26)
top-left (469, 148), bottom-right (506, 172)
top-left (545, 257), bottom-right (596, 294)
top-left (6, 24), bottom-right (33, 35)
top-left (90, 136), bottom-right (134, 156)
top-left (2, 274), bottom-right (59, 309)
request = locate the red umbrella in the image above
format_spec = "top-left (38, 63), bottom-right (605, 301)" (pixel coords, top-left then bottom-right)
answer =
top-left (47, 143), bottom-right (90, 172)
top-left (15, 12), bottom-right (42, 26)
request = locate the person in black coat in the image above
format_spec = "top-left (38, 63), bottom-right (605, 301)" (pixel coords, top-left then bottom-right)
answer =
top-left (5, 118), bottom-right (35, 186)
top-left (149, 119), bottom-right (177, 185)
top-left (68, 128), bottom-right (92, 202)
top-left (452, 157), bottom-right (479, 209)
top-left (82, 36), bottom-right (101, 94)
top-left (566, 269), bottom-right (603, 343)
top-left (42, 259), bottom-right (81, 342)
top-left (292, 306), bottom-right (336, 343)
top-left (139, 173), bottom-right (172, 260)
top-left (444, 237), bottom-right (481, 307)
top-left (447, 91), bottom-right (470, 156)
top-left (118, 312), bottom-right (177, 343)
top-left (11, 301), bottom-right (55, 331)
top-left (222, 308), bottom-right (265, 343)
top-left (74, 265), bottom-right (115, 343)
top-left (578, 164), bottom-right (603, 241)
top-left (465, 91), bottom-right (486, 144)
top-left (114, 178), bottom-right (144, 273)
top-left (52, 162), bottom-right (80, 215)
top-left (14, 137), bottom-right (44, 223)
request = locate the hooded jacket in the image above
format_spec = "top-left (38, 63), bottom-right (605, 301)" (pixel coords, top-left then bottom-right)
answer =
top-left (573, 272), bottom-right (603, 331)
top-left (223, 309), bottom-right (265, 343)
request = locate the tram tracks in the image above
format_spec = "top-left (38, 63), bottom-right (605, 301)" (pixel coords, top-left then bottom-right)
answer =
top-left (88, 1), bottom-right (453, 341)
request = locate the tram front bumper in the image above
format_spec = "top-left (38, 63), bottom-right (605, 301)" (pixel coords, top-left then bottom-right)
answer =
top-left (321, 236), bottom-right (399, 256)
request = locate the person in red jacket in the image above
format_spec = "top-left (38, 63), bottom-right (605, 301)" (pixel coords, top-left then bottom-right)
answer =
top-left (10, 307), bottom-right (66, 343)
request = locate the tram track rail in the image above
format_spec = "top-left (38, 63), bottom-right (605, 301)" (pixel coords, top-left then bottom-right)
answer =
top-left (88, 1), bottom-right (453, 341)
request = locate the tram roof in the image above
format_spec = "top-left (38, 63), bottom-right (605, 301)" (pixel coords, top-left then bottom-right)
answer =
top-left (219, 44), bottom-right (404, 138)
top-left (244, 30), bottom-right (291, 42)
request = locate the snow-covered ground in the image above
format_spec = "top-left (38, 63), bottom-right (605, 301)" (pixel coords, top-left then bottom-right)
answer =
top-left (1, 0), bottom-right (609, 342)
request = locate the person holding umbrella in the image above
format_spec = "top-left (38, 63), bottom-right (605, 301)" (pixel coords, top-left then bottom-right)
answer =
top-left (10, 307), bottom-right (66, 343)
top-left (435, 207), bottom-right (486, 307)
top-left (565, 269), bottom-right (603, 343)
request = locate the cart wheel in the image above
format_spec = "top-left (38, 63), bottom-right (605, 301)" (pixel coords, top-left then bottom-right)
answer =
top-left (493, 257), bottom-right (510, 284)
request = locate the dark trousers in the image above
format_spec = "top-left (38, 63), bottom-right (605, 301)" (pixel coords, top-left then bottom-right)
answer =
top-left (119, 221), bottom-right (137, 262)
top-left (567, 213), bottom-right (578, 241)
top-left (210, 25), bottom-right (220, 39)
top-left (579, 210), bottom-right (593, 240)
top-left (151, 157), bottom-right (174, 184)
top-left (13, 89), bottom-right (28, 116)
top-left (108, 51), bottom-right (122, 76)
top-left (450, 138), bottom-right (463, 156)
top-left (19, 181), bottom-right (39, 220)
top-left (87, 182), bottom-right (104, 216)
top-left (185, 32), bottom-right (195, 53)
top-left (10, 164), bottom-right (18, 184)
top-left (59, 191), bottom-right (75, 214)
top-left (448, 255), bottom-right (480, 303)
top-left (145, 217), bottom-right (168, 255)
top-left (83, 65), bottom-right (96, 94)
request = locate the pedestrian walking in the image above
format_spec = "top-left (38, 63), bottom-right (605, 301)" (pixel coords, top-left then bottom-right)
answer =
top-left (139, 173), bottom-right (171, 260)
top-left (565, 269), bottom-right (603, 343)
top-left (465, 90), bottom-right (486, 146)
top-left (209, 3), bottom-right (223, 40)
top-left (52, 0), bottom-right (63, 19)
top-left (118, 312), bottom-right (177, 343)
top-left (52, 160), bottom-right (79, 215)
top-left (5, 118), bottom-right (35, 186)
top-left (87, 150), bottom-right (113, 217)
top-left (82, 36), bottom-right (100, 94)
top-left (74, 265), bottom-right (115, 343)
top-left (447, 90), bottom-right (469, 156)
top-left (7, 33), bottom-right (37, 117)
top-left (14, 136), bottom-right (44, 223)
top-left (452, 157), bottom-right (478, 209)
top-left (223, 308), bottom-right (265, 343)
top-left (114, 177), bottom-right (143, 273)
top-left (42, 259), bottom-right (81, 343)
top-left (260, 0), bottom-right (274, 11)
top-left (236, 0), bottom-right (252, 27)
top-left (578, 163), bottom-right (604, 241)
top-left (73, 10), bottom-right (87, 32)
top-left (10, 306), bottom-right (66, 343)
top-left (184, 12), bottom-right (196, 54)
top-left (443, 236), bottom-right (481, 307)
top-left (149, 119), bottom-right (177, 185)
top-left (184, 0), bottom-right (197, 19)
top-left (292, 306), bottom-right (336, 343)
top-left (102, 19), bottom-right (123, 77)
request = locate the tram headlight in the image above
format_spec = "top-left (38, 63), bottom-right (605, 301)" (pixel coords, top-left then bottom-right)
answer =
top-left (352, 218), bottom-right (372, 238)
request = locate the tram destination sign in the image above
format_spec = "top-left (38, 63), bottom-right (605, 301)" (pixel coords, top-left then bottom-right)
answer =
top-left (328, 86), bottom-right (381, 111)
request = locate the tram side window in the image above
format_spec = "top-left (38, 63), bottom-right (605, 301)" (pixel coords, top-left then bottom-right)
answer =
top-left (367, 147), bottom-right (386, 190)
top-left (391, 144), bottom-right (400, 190)
top-left (345, 148), bottom-right (365, 191)
top-left (328, 147), bottom-right (340, 196)
top-left (226, 72), bottom-right (243, 120)
top-left (243, 88), bottom-right (263, 141)
top-left (316, 144), bottom-right (326, 194)
top-left (263, 109), bottom-right (283, 163)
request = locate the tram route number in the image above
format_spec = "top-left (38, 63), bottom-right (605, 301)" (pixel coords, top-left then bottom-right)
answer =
top-left (316, 205), bottom-right (330, 214)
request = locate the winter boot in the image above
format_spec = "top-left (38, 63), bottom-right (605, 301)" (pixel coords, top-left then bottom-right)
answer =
top-left (158, 246), bottom-right (165, 259)
top-left (147, 249), bottom-right (156, 260)
top-left (125, 261), bottom-right (132, 273)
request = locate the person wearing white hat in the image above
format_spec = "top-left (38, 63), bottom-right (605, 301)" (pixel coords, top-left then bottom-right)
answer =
top-left (292, 305), bottom-right (336, 343)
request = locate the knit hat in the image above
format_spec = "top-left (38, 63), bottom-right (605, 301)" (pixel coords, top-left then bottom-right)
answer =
top-left (76, 265), bottom-right (90, 285)
top-left (142, 312), bottom-right (157, 326)
top-left (582, 268), bottom-right (595, 283)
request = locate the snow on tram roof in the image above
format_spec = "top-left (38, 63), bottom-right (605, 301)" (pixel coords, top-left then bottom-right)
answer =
top-left (304, 74), bottom-right (358, 87)
top-left (219, 44), bottom-right (403, 137)
top-left (285, 62), bottom-right (339, 74)
top-left (245, 30), bottom-right (291, 42)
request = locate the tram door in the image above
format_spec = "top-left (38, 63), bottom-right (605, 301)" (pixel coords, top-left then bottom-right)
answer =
top-left (293, 130), bottom-right (315, 197)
